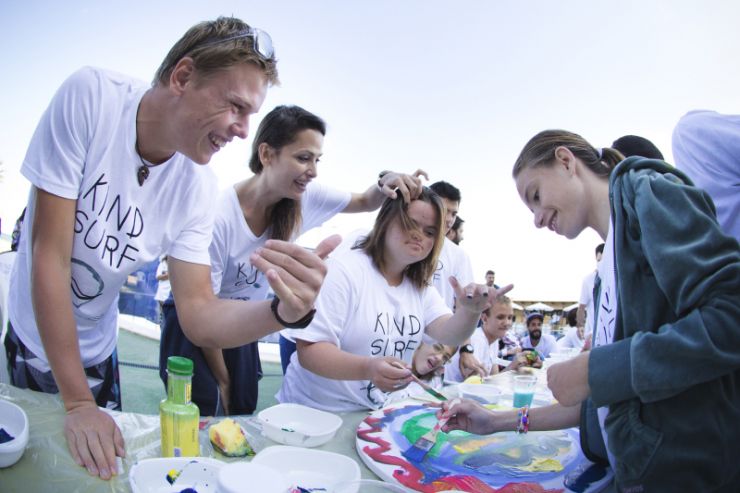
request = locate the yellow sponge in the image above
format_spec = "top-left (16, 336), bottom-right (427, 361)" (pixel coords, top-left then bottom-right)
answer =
top-left (208, 418), bottom-right (254, 457)
top-left (463, 375), bottom-right (483, 384)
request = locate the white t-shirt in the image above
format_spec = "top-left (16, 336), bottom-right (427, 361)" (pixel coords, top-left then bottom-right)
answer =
top-left (210, 182), bottom-right (350, 300)
top-left (432, 238), bottom-right (474, 310)
top-left (277, 248), bottom-right (451, 412)
top-left (154, 260), bottom-right (171, 303)
top-left (594, 218), bottom-right (618, 468)
top-left (579, 270), bottom-right (598, 338)
top-left (9, 67), bottom-right (217, 370)
top-left (520, 332), bottom-right (558, 358)
top-left (556, 327), bottom-right (585, 351)
top-left (672, 110), bottom-right (740, 242)
top-left (445, 327), bottom-right (499, 382)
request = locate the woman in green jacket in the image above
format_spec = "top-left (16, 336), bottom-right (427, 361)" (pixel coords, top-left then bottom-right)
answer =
top-left (439, 130), bottom-right (740, 492)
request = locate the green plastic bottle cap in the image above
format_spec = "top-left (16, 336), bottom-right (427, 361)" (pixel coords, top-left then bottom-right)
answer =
top-left (167, 356), bottom-right (193, 376)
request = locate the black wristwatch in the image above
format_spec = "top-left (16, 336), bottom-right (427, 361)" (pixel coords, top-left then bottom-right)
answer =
top-left (459, 344), bottom-right (474, 354)
top-left (270, 296), bottom-right (316, 329)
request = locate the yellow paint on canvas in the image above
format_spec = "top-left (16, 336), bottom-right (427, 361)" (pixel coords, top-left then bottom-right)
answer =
top-left (519, 457), bottom-right (564, 472)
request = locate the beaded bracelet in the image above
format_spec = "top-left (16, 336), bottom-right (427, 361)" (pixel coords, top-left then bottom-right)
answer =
top-left (516, 406), bottom-right (530, 434)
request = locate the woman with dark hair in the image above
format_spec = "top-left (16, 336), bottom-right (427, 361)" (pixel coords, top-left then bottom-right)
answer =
top-left (159, 104), bottom-right (425, 416)
top-left (278, 189), bottom-right (512, 412)
top-left (440, 129), bottom-right (740, 491)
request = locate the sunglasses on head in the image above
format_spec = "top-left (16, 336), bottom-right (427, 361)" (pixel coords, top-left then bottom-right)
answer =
top-left (196, 26), bottom-right (275, 60)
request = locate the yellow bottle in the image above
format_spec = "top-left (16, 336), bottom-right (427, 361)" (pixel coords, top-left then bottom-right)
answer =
top-left (160, 356), bottom-right (200, 457)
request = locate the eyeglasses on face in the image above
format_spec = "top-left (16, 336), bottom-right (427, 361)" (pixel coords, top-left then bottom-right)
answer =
top-left (196, 26), bottom-right (275, 60)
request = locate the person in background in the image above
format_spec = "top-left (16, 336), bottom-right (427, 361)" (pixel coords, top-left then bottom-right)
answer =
top-left (519, 312), bottom-right (557, 359)
top-left (672, 110), bottom-right (740, 242)
top-left (427, 181), bottom-right (481, 378)
top-left (484, 269), bottom-right (497, 288)
top-left (446, 215), bottom-right (464, 245)
top-left (576, 243), bottom-right (604, 347)
top-left (446, 295), bottom-right (526, 382)
top-left (440, 129), bottom-right (740, 491)
top-left (278, 190), bottom-right (512, 412)
top-left (159, 104), bottom-right (424, 416)
top-left (611, 134), bottom-right (664, 160)
top-left (154, 255), bottom-right (171, 326)
top-left (557, 307), bottom-right (586, 351)
top-left (10, 208), bottom-right (26, 252)
top-left (5, 17), bottom-right (339, 480)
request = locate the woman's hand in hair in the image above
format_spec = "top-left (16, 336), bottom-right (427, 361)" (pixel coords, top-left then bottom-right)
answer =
top-left (369, 357), bottom-right (414, 392)
top-left (251, 235), bottom-right (341, 323)
top-left (378, 169), bottom-right (428, 203)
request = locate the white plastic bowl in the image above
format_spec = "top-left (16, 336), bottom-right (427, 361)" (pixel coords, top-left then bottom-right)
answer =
top-left (252, 445), bottom-right (360, 491)
top-left (217, 462), bottom-right (288, 493)
top-left (0, 399), bottom-right (29, 468)
top-left (257, 403), bottom-right (342, 448)
top-left (129, 457), bottom-right (224, 493)
top-left (457, 383), bottom-right (502, 405)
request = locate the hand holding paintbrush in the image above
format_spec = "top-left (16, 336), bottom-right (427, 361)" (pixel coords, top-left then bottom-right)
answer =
top-left (390, 362), bottom-right (447, 401)
top-left (403, 398), bottom-right (462, 462)
top-left (369, 358), bottom-right (415, 392)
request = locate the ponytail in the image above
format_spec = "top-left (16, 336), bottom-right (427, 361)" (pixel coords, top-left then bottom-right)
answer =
top-left (513, 130), bottom-right (625, 180)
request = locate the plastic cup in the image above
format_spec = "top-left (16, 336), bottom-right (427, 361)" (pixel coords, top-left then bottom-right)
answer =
top-left (512, 375), bottom-right (537, 408)
top-left (331, 479), bottom-right (408, 493)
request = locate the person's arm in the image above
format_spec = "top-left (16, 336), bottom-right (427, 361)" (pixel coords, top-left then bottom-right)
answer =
top-left (296, 340), bottom-right (414, 392)
top-left (32, 189), bottom-right (124, 480)
top-left (576, 272), bottom-right (591, 329)
top-left (575, 303), bottom-right (586, 329)
top-left (504, 352), bottom-right (529, 372)
top-left (201, 348), bottom-right (231, 415)
top-left (459, 345), bottom-right (487, 379)
top-left (425, 278), bottom-right (513, 346)
top-left (169, 235), bottom-right (340, 348)
top-left (342, 170), bottom-right (427, 212)
top-left (439, 400), bottom-right (580, 435)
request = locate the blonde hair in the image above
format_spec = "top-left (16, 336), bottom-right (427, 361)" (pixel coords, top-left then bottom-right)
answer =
top-left (154, 16), bottom-right (279, 87)
top-left (482, 294), bottom-right (512, 316)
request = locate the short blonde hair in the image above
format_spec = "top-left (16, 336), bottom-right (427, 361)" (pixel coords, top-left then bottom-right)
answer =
top-left (482, 295), bottom-right (512, 316)
top-left (154, 16), bottom-right (279, 87)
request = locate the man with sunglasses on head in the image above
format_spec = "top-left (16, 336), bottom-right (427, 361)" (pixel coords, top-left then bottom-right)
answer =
top-left (6, 16), bottom-right (339, 480)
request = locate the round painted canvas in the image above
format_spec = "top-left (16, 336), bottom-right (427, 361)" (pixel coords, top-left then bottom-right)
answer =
top-left (356, 404), bottom-right (613, 493)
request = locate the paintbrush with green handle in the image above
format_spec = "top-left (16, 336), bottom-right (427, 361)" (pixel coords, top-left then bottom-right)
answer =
top-left (409, 373), bottom-right (448, 401)
top-left (390, 362), bottom-right (447, 401)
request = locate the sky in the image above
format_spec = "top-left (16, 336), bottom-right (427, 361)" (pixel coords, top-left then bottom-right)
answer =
top-left (1, 0), bottom-right (739, 302)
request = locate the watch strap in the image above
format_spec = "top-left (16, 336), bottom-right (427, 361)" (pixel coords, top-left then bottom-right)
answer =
top-left (270, 296), bottom-right (316, 329)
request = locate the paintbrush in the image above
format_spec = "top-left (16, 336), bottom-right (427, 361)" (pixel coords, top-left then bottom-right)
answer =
top-left (390, 362), bottom-right (447, 401)
top-left (410, 374), bottom-right (448, 401)
top-left (402, 398), bottom-right (460, 462)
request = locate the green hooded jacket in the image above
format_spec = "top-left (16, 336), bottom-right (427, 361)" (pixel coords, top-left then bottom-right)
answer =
top-left (586, 157), bottom-right (740, 492)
